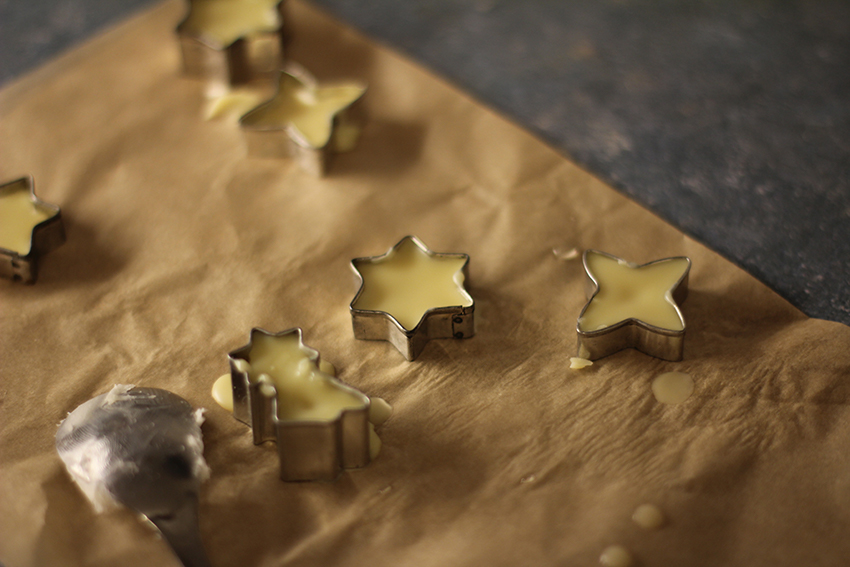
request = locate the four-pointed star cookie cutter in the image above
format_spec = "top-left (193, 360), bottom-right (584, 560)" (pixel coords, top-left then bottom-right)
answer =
top-left (228, 327), bottom-right (372, 481)
top-left (176, 0), bottom-right (289, 86)
top-left (349, 236), bottom-right (475, 361)
top-left (576, 249), bottom-right (691, 361)
top-left (239, 64), bottom-right (367, 176)
top-left (0, 176), bottom-right (65, 283)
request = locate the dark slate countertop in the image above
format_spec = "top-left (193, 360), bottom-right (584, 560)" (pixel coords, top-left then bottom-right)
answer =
top-left (2, 0), bottom-right (848, 324)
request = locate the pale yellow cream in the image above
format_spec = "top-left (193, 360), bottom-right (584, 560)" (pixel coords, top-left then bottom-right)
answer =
top-left (244, 74), bottom-right (365, 148)
top-left (205, 89), bottom-right (265, 121)
top-left (244, 333), bottom-right (366, 422)
top-left (651, 371), bottom-right (694, 405)
top-left (569, 357), bottom-right (593, 370)
top-left (182, 0), bottom-right (280, 47)
top-left (0, 184), bottom-right (53, 255)
top-left (599, 545), bottom-right (633, 567)
top-left (353, 238), bottom-right (472, 331)
top-left (212, 346), bottom-right (393, 459)
top-left (211, 374), bottom-right (234, 411)
top-left (632, 503), bottom-right (665, 529)
top-left (579, 251), bottom-right (688, 332)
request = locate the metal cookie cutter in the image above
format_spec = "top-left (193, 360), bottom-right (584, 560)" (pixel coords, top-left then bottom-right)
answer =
top-left (176, 0), bottom-right (288, 86)
top-left (0, 176), bottom-right (65, 283)
top-left (239, 65), bottom-right (367, 176)
top-left (228, 327), bottom-right (372, 481)
top-left (350, 235), bottom-right (475, 361)
top-left (576, 249), bottom-right (691, 361)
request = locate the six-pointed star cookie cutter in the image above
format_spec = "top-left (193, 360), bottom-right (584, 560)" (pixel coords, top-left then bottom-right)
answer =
top-left (239, 64), bottom-right (367, 176)
top-left (576, 249), bottom-right (691, 361)
top-left (176, 0), bottom-right (289, 86)
top-left (0, 176), bottom-right (65, 283)
top-left (350, 235), bottom-right (475, 361)
top-left (228, 327), bottom-right (372, 481)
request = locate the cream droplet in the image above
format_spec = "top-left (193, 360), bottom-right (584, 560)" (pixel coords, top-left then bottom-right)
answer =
top-left (205, 90), bottom-right (264, 121)
top-left (520, 474), bottom-right (537, 484)
top-left (599, 545), bottom-right (633, 567)
top-left (651, 371), bottom-right (694, 405)
top-left (570, 357), bottom-right (594, 370)
top-left (552, 247), bottom-right (579, 260)
top-left (632, 503), bottom-right (665, 529)
top-left (368, 397), bottom-right (393, 426)
top-left (211, 374), bottom-right (234, 412)
top-left (368, 423), bottom-right (382, 459)
top-left (318, 359), bottom-right (336, 376)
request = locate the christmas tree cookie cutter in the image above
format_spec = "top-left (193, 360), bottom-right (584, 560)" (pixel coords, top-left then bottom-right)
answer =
top-left (227, 327), bottom-right (373, 481)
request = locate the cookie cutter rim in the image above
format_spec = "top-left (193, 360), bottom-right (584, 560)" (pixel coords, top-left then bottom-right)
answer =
top-left (576, 249), bottom-right (691, 362)
top-left (175, 0), bottom-right (289, 85)
top-left (239, 64), bottom-right (368, 176)
top-left (0, 176), bottom-right (65, 283)
top-left (350, 235), bottom-right (475, 361)
top-left (228, 327), bottom-right (372, 482)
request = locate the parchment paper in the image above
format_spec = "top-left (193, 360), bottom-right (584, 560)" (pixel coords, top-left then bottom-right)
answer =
top-left (2, 1), bottom-right (850, 566)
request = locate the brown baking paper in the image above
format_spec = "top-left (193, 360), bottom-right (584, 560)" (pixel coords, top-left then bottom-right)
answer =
top-left (2, 1), bottom-right (850, 566)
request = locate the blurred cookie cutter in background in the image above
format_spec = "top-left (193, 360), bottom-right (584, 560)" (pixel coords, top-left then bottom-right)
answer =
top-left (0, 176), bottom-right (65, 283)
top-left (228, 327), bottom-right (372, 481)
top-left (239, 64), bottom-right (367, 176)
top-left (576, 249), bottom-right (691, 362)
top-left (176, 0), bottom-right (289, 86)
top-left (350, 236), bottom-right (475, 361)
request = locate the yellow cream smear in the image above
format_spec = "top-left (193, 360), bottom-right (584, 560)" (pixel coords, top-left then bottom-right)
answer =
top-left (651, 371), bottom-right (694, 405)
top-left (211, 374), bottom-right (234, 411)
top-left (206, 89), bottom-right (265, 121)
top-left (579, 251), bottom-right (688, 332)
top-left (0, 184), bottom-right (53, 255)
top-left (245, 74), bottom-right (365, 148)
top-left (368, 397), bottom-right (393, 426)
top-left (569, 357), bottom-right (593, 370)
top-left (632, 503), bottom-right (665, 529)
top-left (599, 545), bottom-right (633, 567)
top-left (353, 238), bottom-right (472, 331)
top-left (182, 0), bottom-right (280, 47)
top-left (245, 333), bottom-right (366, 421)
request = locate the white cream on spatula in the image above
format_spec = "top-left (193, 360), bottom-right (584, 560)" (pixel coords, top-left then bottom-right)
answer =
top-left (56, 385), bottom-right (212, 567)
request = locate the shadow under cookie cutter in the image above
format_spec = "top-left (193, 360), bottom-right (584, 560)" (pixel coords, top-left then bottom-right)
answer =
top-left (228, 327), bottom-right (372, 481)
top-left (176, 0), bottom-right (289, 86)
top-left (0, 176), bottom-right (65, 283)
top-left (349, 235), bottom-right (475, 361)
top-left (576, 249), bottom-right (691, 361)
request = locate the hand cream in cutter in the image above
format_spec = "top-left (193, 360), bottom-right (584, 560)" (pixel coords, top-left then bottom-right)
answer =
top-left (350, 235), bottom-right (475, 361)
top-left (0, 176), bottom-right (65, 283)
top-left (576, 249), bottom-right (690, 361)
top-left (227, 327), bottom-right (375, 481)
top-left (176, 0), bottom-right (287, 86)
top-left (239, 65), bottom-right (367, 176)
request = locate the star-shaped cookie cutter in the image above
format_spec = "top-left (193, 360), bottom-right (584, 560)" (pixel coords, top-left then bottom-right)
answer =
top-left (0, 176), bottom-right (65, 283)
top-left (176, 0), bottom-right (288, 86)
top-left (228, 327), bottom-right (372, 481)
top-left (239, 65), bottom-right (367, 176)
top-left (576, 249), bottom-right (691, 361)
top-left (350, 236), bottom-right (475, 361)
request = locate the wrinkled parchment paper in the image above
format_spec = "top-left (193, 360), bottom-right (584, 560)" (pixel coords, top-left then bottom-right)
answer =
top-left (2, 1), bottom-right (850, 566)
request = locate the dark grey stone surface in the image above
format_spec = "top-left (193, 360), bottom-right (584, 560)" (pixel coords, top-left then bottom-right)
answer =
top-left (0, 0), bottom-right (156, 81)
top-left (2, 0), bottom-right (848, 324)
